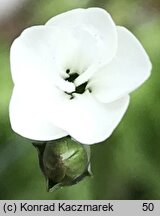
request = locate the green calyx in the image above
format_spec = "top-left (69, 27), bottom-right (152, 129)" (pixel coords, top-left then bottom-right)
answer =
top-left (33, 136), bottom-right (92, 192)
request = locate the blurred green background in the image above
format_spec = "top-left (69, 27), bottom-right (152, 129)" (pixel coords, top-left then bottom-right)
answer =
top-left (0, 0), bottom-right (159, 200)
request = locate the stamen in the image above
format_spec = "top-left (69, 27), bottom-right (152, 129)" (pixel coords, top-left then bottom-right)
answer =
top-left (64, 70), bottom-right (89, 99)
top-left (65, 73), bottom-right (79, 82)
top-left (75, 82), bottom-right (88, 94)
top-left (88, 88), bottom-right (92, 93)
top-left (66, 69), bottom-right (70, 74)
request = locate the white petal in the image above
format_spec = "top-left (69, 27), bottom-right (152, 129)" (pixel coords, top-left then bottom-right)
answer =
top-left (58, 27), bottom-right (100, 74)
top-left (9, 85), bottom-right (68, 141)
top-left (49, 91), bottom-right (130, 144)
top-left (11, 26), bottom-right (55, 84)
top-left (89, 26), bottom-right (152, 103)
top-left (10, 25), bottom-right (77, 93)
top-left (46, 8), bottom-right (117, 64)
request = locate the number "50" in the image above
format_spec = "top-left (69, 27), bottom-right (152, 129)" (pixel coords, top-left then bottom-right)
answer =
top-left (142, 203), bottom-right (154, 211)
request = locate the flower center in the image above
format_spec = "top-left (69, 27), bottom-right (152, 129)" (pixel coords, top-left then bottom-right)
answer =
top-left (64, 69), bottom-right (88, 99)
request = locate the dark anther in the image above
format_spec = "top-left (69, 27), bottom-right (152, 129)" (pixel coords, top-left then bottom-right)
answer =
top-left (64, 71), bottom-right (88, 98)
top-left (65, 73), bottom-right (79, 82)
top-left (70, 95), bottom-right (75, 100)
top-left (88, 88), bottom-right (92, 93)
top-left (75, 82), bottom-right (88, 94)
top-left (64, 91), bottom-right (75, 100)
top-left (66, 69), bottom-right (70, 74)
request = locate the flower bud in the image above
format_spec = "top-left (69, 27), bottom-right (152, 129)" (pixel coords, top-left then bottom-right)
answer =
top-left (33, 136), bottom-right (91, 192)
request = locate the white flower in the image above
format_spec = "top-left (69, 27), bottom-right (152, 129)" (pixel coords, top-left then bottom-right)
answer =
top-left (9, 8), bottom-right (152, 144)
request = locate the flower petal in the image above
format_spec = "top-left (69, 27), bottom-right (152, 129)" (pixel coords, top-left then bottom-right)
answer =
top-left (10, 24), bottom-right (105, 93)
top-left (11, 26), bottom-right (55, 84)
top-left (9, 84), bottom-right (68, 141)
top-left (46, 8), bottom-right (117, 64)
top-left (10, 25), bottom-right (76, 93)
top-left (49, 91), bottom-right (130, 144)
top-left (58, 27), bottom-right (100, 75)
top-left (89, 26), bottom-right (152, 103)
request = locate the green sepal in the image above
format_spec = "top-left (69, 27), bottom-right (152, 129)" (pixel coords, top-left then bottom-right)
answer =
top-left (33, 136), bottom-right (92, 192)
